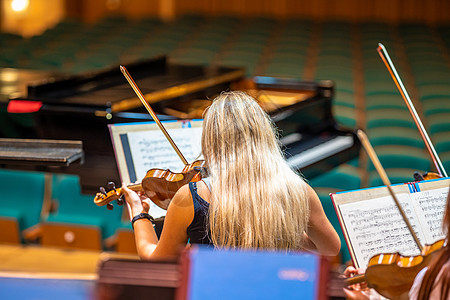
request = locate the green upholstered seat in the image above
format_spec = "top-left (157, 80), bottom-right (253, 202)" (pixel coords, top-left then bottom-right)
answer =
top-left (366, 109), bottom-right (417, 129)
top-left (366, 146), bottom-right (430, 172)
top-left (47, 174), bottom-right (123, 240)
top-left (0, 169), bottom-right (46, 235)
top-left (427, 113), bottom-right (450, 135)
top-left (368, 168), bottom-right (421, 187)
top-left (367, 127), bottom-right (425, 149)
top-left (308, 165), bottom-right (361, 191)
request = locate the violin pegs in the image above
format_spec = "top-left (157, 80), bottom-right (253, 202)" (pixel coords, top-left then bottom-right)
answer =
top-left (413, 171), bottom-right (424, 182)
top-left (106, 203), bottom-right (114, 210)
top-left (118, 194), bottom-right (126, 205)
top-left (100, 186), bottom-right (107, 195)
top-left (108, 181), bottom-right (116, 191)
top-left (116, 197), bottom-right (124, 206)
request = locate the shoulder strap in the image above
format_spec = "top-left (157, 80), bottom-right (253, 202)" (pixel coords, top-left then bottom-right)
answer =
top-left (189, 182), bottom-right (201, 210)
top-left (202, 177), bottom-right (211, 191)
top-left (189, 181), bottom-right (198, 197)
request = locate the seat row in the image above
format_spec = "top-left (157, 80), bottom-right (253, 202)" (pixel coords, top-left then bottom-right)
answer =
top-left (0, 169), bottom-right (137, 254)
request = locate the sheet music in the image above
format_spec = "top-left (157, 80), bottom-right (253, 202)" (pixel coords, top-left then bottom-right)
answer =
top-left (127, 127), bottom-right (203, 178)
top-left (410, 187), bottom-right (447, 243)
top-left (339, 193), bottom-right (424, 269)
top-left (109, 120), bottom-right (204, 218)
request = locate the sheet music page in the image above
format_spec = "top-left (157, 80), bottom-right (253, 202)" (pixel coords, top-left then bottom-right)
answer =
top-left (125, 126), bottom-right (203, 218)
top-left (127, 127), bottom-right (203, 176)
top-left (409, 187), bottom-right (447, 244)
top-left (338, 193), bottom-right (424, 269)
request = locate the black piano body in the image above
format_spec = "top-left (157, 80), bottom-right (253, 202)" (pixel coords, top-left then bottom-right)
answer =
top-left (252, 76), bottom-right (361, 179)
top-left (154, 75), bottom-right (361, 179)
top-left (0, 58), bottom-right (360, 195)
top-left (0, 56), bottom-right (245, 194)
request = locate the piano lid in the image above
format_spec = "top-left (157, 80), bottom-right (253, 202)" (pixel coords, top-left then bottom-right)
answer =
top-left (23, 56), bottom-right (245, 112)
top-left (252, 76), bottom-right (336, 137)
top-left (0, 68), bottom-right (59, 103)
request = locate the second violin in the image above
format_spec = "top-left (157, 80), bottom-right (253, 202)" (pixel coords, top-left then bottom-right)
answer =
top-left (345, 239), bottom-right (445, 299)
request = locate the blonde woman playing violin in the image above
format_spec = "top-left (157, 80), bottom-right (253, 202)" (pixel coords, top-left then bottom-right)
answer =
top-left (122, 91), bottom-right (341, 260)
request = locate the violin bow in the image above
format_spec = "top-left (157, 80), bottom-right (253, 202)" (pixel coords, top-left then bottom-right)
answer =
top-left (377, 43), bottom-right (448, 177)
top-left (120, 65), bottom-right (188, 165)
top-left (357, 129), bottom-right (423, 251)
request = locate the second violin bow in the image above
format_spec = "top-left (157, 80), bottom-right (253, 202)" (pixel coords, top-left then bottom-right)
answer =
top-left (377, 43), bottom-right (447, 177)
top-left (357, 129), bottom-right (423, 251)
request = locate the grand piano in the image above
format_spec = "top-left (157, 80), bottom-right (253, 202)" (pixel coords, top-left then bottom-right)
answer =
top-left (0, 56), bottom-right (360, 195)
top-left (250, 76), bottom-right (360, 178)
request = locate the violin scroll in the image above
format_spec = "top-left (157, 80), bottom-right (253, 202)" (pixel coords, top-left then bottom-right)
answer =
top-left (413, 171), bottom-right (443, 182)
top-left (94, 182), bottom-right (142, 210)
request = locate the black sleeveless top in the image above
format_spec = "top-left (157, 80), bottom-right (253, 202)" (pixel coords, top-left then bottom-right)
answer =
top-left (187, 181), bottom-right (212, 245)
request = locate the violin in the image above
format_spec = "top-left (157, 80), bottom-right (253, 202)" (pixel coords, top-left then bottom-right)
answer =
top-left (345, 239), bottom-right (445, 299)
top-left (93, 66), bottom-right (206, 211)
top-left (414, 171), bottom-right (443, 182)
top-left (94, 160), bottom-right (206, 210)
top-left (347, 130), bottom-right (447, 299)
top-left (343, 43), bottom-right (449, 298)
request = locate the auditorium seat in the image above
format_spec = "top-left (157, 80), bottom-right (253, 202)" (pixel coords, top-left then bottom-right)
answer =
top-left (417, 84), bottom-right (450, 99)
top-left (440, 152), bottom-right (450, 176)
top-left (366, 112), bottom-right (416, 130)
top-left (367, 127), bottom-right (425, 149)
top-left (433, 132), bottom-right (450, 154)
top-left (364, 92), bottom-right (408, 111)
top-left (368, 168), bottom-right (420, 187)
top-left (333, 89), bottom-right (356, 108)
top-left (428, 113), bottom-right (450, 135)
top-left (314, 21), bottom-right (354, 91)
top-left (420, 96), bottom-right (450, 117)
top-left (332, 105), bottom-right (357, 128)
top-left (0, 169), bottom-right (46, 244)
top-left (309, 165), bottom-right (361, 191)
top-left (37, 174), bottom-right (123, 251)
top-left (363, 79), bottom-right (398, 96)
top-left (366, 145), bottom-right (431, 172)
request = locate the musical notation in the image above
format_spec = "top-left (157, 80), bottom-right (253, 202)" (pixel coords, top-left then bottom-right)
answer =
top-left (340, 193), bottom-right (425, 268)
top-left (410, 187), bottom-right (447, 242)
top-left (127, 127), bottom-right (203, 180)
top-left (338, 185), bottom-right (448, 268)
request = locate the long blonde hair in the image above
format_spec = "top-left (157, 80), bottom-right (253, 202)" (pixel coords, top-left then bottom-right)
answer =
top-left (202, 91), bottom-right (309, 251)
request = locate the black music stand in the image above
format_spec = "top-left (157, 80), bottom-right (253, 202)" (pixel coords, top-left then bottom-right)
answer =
top-left (0, 138), bottom-right (83, 168)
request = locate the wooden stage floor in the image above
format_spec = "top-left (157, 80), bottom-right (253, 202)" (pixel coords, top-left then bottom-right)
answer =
top-left (0, 244), bottom-right (138, 279)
